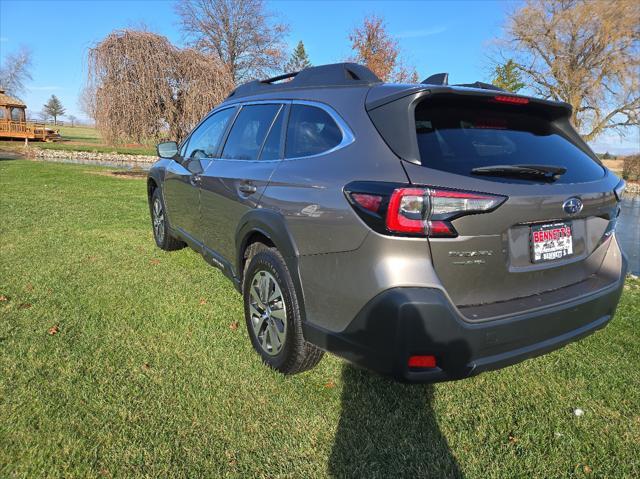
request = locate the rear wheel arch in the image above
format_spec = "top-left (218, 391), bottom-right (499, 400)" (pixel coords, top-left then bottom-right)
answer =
top-left (235, 211), bottom-right (307, 320)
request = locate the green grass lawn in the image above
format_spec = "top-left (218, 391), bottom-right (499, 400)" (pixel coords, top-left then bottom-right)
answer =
top-left (1, 159), bottom-right (639, 478)
top-left (0, 125), bottom-right (155, 156)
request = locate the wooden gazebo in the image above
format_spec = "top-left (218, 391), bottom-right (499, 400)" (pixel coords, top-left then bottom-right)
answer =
top-left (0, 89), bottom-right (60, 141)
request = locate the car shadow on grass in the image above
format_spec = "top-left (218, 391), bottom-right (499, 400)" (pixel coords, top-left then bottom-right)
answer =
top-left (328, 365), bottom-right (463, 478)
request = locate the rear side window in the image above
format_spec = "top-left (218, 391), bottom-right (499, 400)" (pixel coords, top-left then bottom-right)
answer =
top-left (415, 104), bottom-right (604, 183)
top-left (285, 105), bottom-right (342, 158)
top-left (222, 104), bottom-right (281, 160)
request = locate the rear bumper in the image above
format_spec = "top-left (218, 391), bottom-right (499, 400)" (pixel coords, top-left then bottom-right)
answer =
top-left (304, 256), bottom-right (627, 383)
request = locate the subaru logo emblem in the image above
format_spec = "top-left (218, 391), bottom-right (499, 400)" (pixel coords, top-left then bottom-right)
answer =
top-left (563, 197), bottom-right (583, 216)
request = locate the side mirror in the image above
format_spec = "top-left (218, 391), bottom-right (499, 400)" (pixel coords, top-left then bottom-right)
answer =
top-left (186, 159), bottom-right (204, 175)
top-left (157, 141), bottom-right (179, 159)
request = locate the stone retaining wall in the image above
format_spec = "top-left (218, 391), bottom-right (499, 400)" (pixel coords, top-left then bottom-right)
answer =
top-left (28, 148), bottom-right (157, 169)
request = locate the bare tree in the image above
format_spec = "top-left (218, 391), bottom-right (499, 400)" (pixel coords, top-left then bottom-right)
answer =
top-left (0, 46), bottom-right (32, 98)
top-left (495, 0), bottom-right (639, 141)
top-left (87, 29), bottom-right (233, 144)
top-left (78, 85), bottom-right (97, 123)
top-left (348, 15), bottom-right (418, 83)
top-left (68, 115), bottom-right (77, 127)
top-left (176, 0), bottom-right (289, 83)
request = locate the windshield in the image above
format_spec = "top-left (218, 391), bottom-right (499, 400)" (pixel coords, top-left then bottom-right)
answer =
top-left (414, 104), bottom-right (605, 183)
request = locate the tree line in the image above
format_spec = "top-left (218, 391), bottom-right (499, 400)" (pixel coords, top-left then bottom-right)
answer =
top-left (1, 0), bottom-right (637, 146)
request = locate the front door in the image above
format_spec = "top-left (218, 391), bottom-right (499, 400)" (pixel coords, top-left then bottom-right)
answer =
top-left (163, 107), bottom-right (237, 244)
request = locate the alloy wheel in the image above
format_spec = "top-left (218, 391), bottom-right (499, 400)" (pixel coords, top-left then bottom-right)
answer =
top-left (152, 198), bottom-right (165, 244)
top-left (249, 270), bottom-right (287, 356)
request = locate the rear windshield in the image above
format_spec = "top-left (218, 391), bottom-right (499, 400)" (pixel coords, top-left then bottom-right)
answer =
top-left (414, 104), bottom-right (604, 183)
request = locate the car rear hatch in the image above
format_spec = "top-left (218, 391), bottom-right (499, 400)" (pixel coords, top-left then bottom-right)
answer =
top-left (366, 86), bottom-right (622, 313)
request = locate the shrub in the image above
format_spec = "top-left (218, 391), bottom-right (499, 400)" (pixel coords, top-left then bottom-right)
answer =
top-left (622, 155), bottom-right (640, 181)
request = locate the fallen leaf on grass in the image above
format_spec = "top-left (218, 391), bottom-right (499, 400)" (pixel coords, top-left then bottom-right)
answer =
top-left (508, 434), bottom-right (519, 444)
top-left (48, 325), bottom-right (59, 335)
top-left (0, 295), bottom-right (8, 302)
top-left (229, 321), bottom-right (239, 331)
top-left (324, 380), bottom-right (336, 389)
top-left (87, 255), bottom-right (98, 262)
top-left (142, 363), bottom-right (151, 370)
top-left (583, 465), bottom-right (592, 474)
top-left (25, 283), bottom-right (34, 292)
top-left (199, 298), bottom-right (207, 305)
top-left (18, 303), bottom-right (32, 310)
top-left (150, 259), bottom-right (160, 265)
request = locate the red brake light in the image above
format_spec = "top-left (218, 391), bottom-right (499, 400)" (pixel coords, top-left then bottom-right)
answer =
top-left (351, 193), bottom-right (382, 213)
top-left (494, 95), bottom-right (529, 105)
top-left (408, 355), bottom-right (437, 369)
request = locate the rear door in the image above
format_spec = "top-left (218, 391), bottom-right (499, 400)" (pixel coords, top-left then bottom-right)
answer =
top-left (404, 98), bottom-right (619, 307)
top-left (199, 102), bottom-right (287, 263)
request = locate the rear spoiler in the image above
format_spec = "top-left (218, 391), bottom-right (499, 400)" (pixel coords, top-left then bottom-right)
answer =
top-left (365, 85), bottom-right (574, 165)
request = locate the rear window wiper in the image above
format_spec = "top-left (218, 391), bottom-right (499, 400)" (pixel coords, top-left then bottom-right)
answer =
top-left (471, 164), bottom-right (567, 181)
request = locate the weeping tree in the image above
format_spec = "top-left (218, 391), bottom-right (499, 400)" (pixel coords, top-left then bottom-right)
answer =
top-left (87, 30), bottom-right (234, 144)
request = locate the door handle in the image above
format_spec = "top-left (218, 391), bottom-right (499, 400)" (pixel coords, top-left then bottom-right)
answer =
top-left (239, 181), bottom-right (257, 195)
top-left (190, 175), bottom-right (202, 187)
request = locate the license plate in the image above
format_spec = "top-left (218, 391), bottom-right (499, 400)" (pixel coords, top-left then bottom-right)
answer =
top-left (531, 221), bottom-right (573, 263)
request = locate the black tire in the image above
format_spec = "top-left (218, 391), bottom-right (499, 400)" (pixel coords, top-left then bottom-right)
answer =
top-left (150, 188), bottom-right (185, 251)
top-left (243, 243), bottom-right (324, 375)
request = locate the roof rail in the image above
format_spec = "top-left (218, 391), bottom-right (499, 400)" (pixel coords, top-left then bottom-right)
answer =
top-left (227, 62), bottom-right (382, 99)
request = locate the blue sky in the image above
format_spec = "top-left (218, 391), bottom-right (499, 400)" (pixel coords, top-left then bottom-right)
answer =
top-left (1, 0), bottom-right (637, 153)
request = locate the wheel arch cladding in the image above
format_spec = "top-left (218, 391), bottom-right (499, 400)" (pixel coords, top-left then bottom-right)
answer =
top-left (235, 209), bottom-right (308, 322)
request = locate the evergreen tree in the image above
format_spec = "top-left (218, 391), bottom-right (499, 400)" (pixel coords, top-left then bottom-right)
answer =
top-left (43, 95), bottom-right (66, 125)
top-left (492, 59), bottom-right (526, 93)
top-left (285, 41), bottom-right (311, 72)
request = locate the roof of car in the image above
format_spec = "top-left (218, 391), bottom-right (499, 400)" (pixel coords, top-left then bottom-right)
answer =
top-left (221, 62), bottom-right (571, 115)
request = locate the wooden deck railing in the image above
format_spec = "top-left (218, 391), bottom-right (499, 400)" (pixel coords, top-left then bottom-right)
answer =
top-left (0, 119), bottom-right (48, 140)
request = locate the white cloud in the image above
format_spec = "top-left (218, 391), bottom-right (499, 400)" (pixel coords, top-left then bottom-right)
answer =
top-left (396, 26), bottom-right (447, 39)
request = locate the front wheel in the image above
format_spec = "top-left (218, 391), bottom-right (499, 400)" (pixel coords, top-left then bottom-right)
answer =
top-left (150, 188), bottom-right (185, 251)
top-left (243, 244), bottom-right (324, 375)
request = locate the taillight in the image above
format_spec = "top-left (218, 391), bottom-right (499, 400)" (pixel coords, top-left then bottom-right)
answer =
top-left (351, 193), bottom-right (382, 213)
top-left (345, 182), bottom-right (506, 238)
top-left (386, 188), bottom-right (426, 233)
top-left (385, 187), bottom-right (505, 237)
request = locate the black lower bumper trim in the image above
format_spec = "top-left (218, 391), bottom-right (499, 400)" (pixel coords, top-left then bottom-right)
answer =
top-left (303, 273), bottom-right (626, 383)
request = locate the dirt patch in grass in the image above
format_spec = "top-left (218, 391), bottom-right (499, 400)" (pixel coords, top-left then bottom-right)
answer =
top-left (85, 169), bottom-right (147, 179)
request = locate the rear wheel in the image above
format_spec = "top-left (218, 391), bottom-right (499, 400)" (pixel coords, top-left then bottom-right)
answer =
top-left (243, 244), bottom-right (324, 375)
top-left (150, 188), bottom-right (184, 251)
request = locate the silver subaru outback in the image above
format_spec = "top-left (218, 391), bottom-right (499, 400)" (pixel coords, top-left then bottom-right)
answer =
top-left (148, 63), bottom-right (627, 383)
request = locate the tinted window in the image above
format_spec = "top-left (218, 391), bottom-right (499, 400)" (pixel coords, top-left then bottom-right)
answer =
top-left (222, 104), bottom-right (281, 160)
top-left (259, 108), bottom-right (285, 161)
top-left (285, 105), bottom-right (342, 158)
top-left (415, 104), bottom-right (604, 183)
top-left (184, 108), bottom-right (235, 160)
